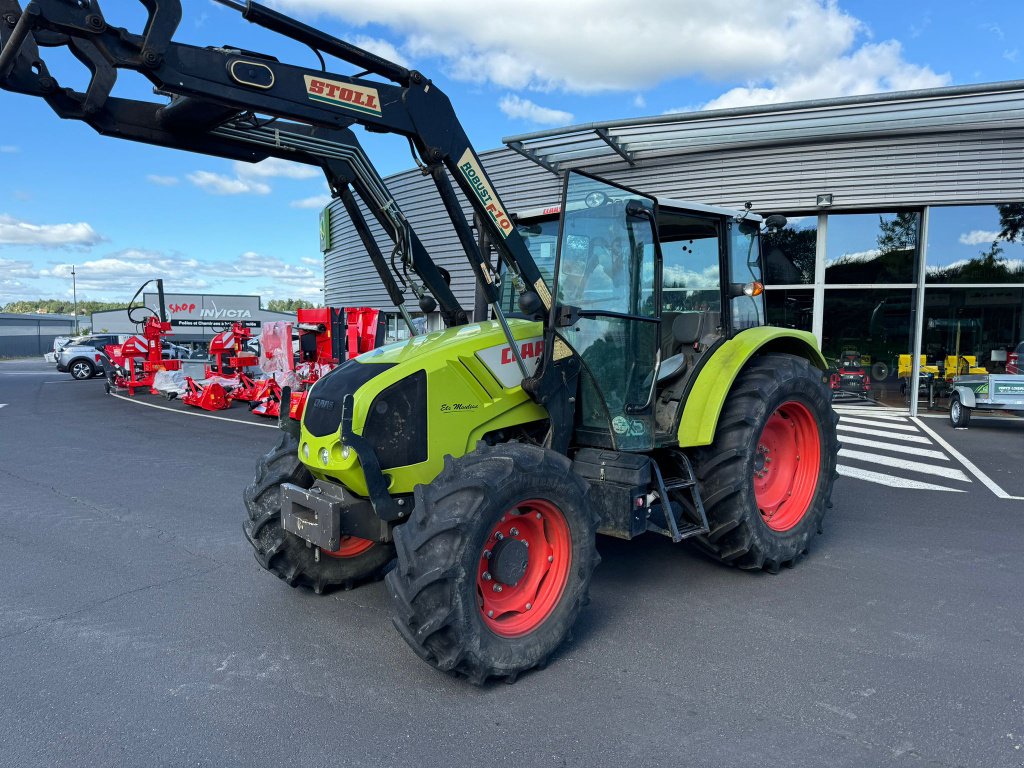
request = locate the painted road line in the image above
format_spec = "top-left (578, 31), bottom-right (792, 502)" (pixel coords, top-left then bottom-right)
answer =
top-left (838, 449), bottom-right (970, 482)
top-left (912, 417), bottom-right (1024, 501)
top-left (109, 392), bottom-right (275, 429)
top-left (838, 416), bottom-right (920, 432)
top-left (832, 409), bottom-right (909, 421)
top-left (836, 424), bottom-right (932, 443)
top-left (837, 435), bottom-right (949, 461)
top-left (836, 465), bottom-right (967, 492)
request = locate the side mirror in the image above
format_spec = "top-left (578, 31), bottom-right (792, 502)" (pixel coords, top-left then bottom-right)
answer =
top-left (764, 214), bottom-right (788, 231)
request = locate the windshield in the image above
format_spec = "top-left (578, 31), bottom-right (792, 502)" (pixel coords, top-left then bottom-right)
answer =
top-left (498, 217), bottom-right (559, 314)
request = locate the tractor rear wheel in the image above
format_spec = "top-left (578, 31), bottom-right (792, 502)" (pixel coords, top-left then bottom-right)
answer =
top-left (243, 431), bottom-right (394, 593)
top-left (691, 354), bottom-right (838, 573)
top-left (386, 443), bottom-right (599, 684)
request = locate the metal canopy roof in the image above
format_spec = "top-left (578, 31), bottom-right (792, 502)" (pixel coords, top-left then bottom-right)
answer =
top-left (502, 80), bottom-right (1024, 174)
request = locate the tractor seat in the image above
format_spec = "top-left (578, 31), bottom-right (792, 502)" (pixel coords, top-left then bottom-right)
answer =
top-left (657, 312), bottom-right (705, 384)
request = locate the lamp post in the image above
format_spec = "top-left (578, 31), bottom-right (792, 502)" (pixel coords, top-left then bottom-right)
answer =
top-left (71, 264), bottom-right (78, 335)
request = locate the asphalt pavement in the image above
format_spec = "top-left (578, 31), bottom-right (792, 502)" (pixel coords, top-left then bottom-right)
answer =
top-left (1, 358), bottom-right (1023, 768)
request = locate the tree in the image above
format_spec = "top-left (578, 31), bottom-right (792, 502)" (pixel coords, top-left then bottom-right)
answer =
top-left (997, 203), bottom-right (1024, 243)
top-left (267, 298), bottom-right (318, 312)
top-left (876, 211), bottom-right (919, 253)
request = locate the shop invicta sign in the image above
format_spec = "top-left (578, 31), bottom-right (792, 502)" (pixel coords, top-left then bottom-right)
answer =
top-left (303, 75), bottom-right (382, 117)
top-left (457, 149), bottom-right (513, 238)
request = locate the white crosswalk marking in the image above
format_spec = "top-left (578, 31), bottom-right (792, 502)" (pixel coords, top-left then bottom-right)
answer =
top-left (837, 416), bottom-right (921, 432)
top-left (838, 449), bottom-right (971, 482)
top-left (833, 411), bottom-right (972, 493)
top-left (837, 435), bottom-right (948, 461)
top-left (837, 465), bottom-right (967, 492)
top-left (836, 424), bottom-right (932, 443)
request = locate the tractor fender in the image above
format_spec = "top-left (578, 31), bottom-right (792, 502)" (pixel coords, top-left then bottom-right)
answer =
top-left (951, 385), bottom-right (977, 408)
top-left (676, 328), bottom-right (828, 448)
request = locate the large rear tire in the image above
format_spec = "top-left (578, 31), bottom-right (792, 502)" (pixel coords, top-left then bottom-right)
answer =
top-left (243, 431), bottom-right (394, 593)
top-left (386, 443), bottom-right (599, 684)
top-left (691, 354), bottom-right (839, 573)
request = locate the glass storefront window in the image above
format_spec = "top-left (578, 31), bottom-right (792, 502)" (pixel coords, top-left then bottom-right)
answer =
top-left (921, 287), bottom-right (1024, 373)
top-left (926, 205), bottom-right (1024, 284)
top-left (762, 216), bottom-right (816, 285)
top-left (825, 212), bottom-right (919, 284)
top-left (821, 288), bottom-right (915, 407)
top-left (765, 289), bottom-right (813, 332)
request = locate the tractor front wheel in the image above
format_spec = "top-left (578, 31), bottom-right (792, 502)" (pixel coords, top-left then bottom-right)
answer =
top-left (691, 354), bottom-right (839, 573)
top-left (386, 443), bottom-right (599, 684)
top-left (243, 431), bottom-right (394, 593)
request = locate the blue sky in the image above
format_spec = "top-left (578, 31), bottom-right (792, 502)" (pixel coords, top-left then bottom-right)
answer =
top-left (1, 0), bottom-right (1021, 306)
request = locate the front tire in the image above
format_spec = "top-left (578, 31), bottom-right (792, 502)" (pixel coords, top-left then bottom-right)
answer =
top-left (691, 354), bottom-right (839, 573)
top-left (386, 443), bottom-right (599, 684)
top-left (950, 395), bottom-right (971, 428)
top-left (243, 431), bottom-right (394, 593)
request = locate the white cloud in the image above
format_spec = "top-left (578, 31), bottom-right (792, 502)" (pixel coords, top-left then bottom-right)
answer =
top-left (498, 95), bottom-right (572, 126)
top-left (827, 248), bottom-right (880, 265)
top-left (1004, 49), bottom-right (1019, 63)
top-left (0, 214), bottom-right (103, 248)
top-left (959, 229), bottom-right (1002, 246)
top-left (186, 171), bottom-right (271, 195)
top-left (200, 250), bottom-right (322, 288)
top-left (701, 41), bottom-right (949, 111)
top-left (277, 0), bottom-right (865, 93)
top-left (234, 157), bottom-right (320, 180)
top-left (44, 249), bottom-right (209, 293)
top-left (0, 257), bottom-right (38, 278)
top-left (633, 94), bottom-right (647, 109)
top-left (146, 174), bottom-right (179, 186)
top-left (290, 193), bottom-right (334, 209)
top-left (0, 145), bottom-right (18, 153)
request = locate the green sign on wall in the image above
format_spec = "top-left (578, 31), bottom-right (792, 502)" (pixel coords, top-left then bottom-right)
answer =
top-left (319, 207), bottom-right (331, 252)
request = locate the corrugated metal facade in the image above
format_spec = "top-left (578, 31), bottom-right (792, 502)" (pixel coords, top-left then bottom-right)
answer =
top-left (324, 82), bottom-right (1024, 314)
top-left (0, 313), bottom-right (75, 358)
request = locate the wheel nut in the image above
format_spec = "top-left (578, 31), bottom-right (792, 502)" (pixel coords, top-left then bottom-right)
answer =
top-left (493, 584), bottom-right (502, 593)
top-left (487, 610), bottom-right (494, 618)
top-left (482, 571), bottom-right (492, 581)
top-left (536, 513), bottom-right (542, 519)
top-left (547, 555), bottom-right (554, 563)
top-left (525, 603), bottom-right (532, 610)
top-left (495, 532), bottom-right (504, 541)
top-left (483, 549), bottom-right (491, 559)
top-left (510, 527), bottom-right (519, 536)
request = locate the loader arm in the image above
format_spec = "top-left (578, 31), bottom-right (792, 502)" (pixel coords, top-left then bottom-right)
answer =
top-left (0, 0), bottom-right (549, 317)
top-left (0, 5), bottom-right (467, 329)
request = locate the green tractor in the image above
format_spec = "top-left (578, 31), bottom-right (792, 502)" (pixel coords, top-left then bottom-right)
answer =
top-left (245, 173), bottom-right (838, 683)
top-left (0, 0), bottom-right (838, 684)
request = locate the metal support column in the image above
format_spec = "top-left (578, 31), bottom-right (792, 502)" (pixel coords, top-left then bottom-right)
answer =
top-left (811, 213), bottom-right (827, 347)
top-left (909, 207), bottom-right (930, 417)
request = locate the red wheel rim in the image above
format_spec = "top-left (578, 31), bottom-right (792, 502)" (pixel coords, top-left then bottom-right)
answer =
top-left (753, 400), bottom-right (822, 532)
top-left (321, 536), bottom-right (375, 558)
top-left (477, 499), bottom-right (572, 638)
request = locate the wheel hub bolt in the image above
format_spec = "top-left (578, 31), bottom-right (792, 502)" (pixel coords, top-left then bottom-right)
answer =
top-left (536, 513), bottom-right (542, 519)
top-left (495, 532), bottom-right (504, 541)
top-left (525, 603), bottom-right (532, 610)
top-left (493, 584), bottom-right (503, 593)
top-left (510, 527), bottom-right (519, 536)
top-left (483, 549), bottom-right (492, 559)
top-left (482, 571), bottom-right (492, 581)
top-left (547, 555), bottom-right (554, 563)
top-left (487, 610), bottom-right (494, 618)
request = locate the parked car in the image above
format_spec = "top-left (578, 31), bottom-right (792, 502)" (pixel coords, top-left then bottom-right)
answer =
top-left (56, 335), bottom-right (121, 380)
top-left (1008, 341), bottom-right (1024, 374)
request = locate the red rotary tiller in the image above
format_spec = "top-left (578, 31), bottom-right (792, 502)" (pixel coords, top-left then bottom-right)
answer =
top-left (180, 377), bottom-right (231, 410)
top-left (107, 280), bottom-right (180, 395)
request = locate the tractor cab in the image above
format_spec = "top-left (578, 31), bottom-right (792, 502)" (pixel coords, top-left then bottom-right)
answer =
top-left (510, 172), bottom-right (769, 451)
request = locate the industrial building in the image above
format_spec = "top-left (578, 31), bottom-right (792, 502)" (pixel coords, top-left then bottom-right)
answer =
top-left (322, 79), bottom-right (1024, 414)
top-left (0, 312), bottom-right (76, 358)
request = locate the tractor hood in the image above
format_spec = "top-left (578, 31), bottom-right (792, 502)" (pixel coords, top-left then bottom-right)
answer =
top-left (298, 318), bottom-right (548, 496)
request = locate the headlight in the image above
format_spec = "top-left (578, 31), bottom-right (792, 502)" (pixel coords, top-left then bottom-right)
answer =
top-left (341, 445), bottom-right (351, 460)
top-left (302, 442), bottom-right (309, 459)
top-left (319, 447), bottom-right (330, 466)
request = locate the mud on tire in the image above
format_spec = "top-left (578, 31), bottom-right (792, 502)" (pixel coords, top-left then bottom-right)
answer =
top-left (690, 353), bottom-right (839, 573)
top-left (243, 431), bottom-right (394, 594)
top-left (386, 442), bottom-right (599, 684)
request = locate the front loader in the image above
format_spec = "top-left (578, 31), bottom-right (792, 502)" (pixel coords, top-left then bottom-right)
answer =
top-left (0, 0), bottom-right (839, 684)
